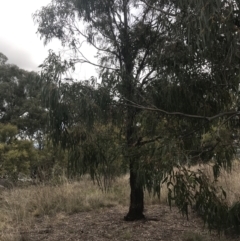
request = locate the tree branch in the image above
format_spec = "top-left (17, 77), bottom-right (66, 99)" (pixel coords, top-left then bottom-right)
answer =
top-left (133, 135), bottom-right (162, 147)
top-left (139, 69), bottom-right (156, 87)
top-left (73, 23), bottom-right (120, 58)
top-left (123, 100), bottom-right (240, 122)
top-left (72, 57), bottom-right (120, 71)
top-left (140, 0), bottom-right (177, 17)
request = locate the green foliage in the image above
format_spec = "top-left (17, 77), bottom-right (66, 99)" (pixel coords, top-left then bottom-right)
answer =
top-left (166, 166), bottom-right (240, 233)
top-left (0, 124), bottom-right (37, 181)
top-left (3, 140), bottom-right (36, 181)
top-left (67, 124), bottom-right (123, 191)
top-left (0, 56), bottom-right (47, 143)
top-left (32, 140), bottom-right (68, 182)
top-left (0, 53), bottom-right (64, 182)
top-left (0, 124), bottom-right (67, 182)
top-left (34, 0), bottom-right (240, 228)
top-left (0, 123), bottom-right (17, 143)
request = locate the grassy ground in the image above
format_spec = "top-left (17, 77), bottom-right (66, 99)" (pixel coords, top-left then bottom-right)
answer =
top-left (0, 175), bottom-right (165, 241)
top-left (0, 162), bottom-right (240, 241)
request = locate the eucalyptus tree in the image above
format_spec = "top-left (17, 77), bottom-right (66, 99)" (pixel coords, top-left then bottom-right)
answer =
top-left (0, 53), bottom-right (47, 144)
top-left (34, 0), bottom-right (240, 224)
top-left (0, 53), bottom-right (56, 181)
top-left (140, 0), bottom-right (240, 231)
top-left (142, 0), bottom-right (240, 171)
top-left (0, 123), bottom-right (38, 181)
top-left (144, 0), bottom-right (240, 158)
top-left (34, 0), bottom-right (171, 221)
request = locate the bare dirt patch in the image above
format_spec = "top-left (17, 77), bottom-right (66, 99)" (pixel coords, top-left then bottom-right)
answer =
top-left (18, 205), bottom-right (239, 241)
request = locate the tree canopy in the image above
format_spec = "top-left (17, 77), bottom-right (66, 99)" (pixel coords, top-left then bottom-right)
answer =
top-left (0, 54), bottom-right (47, 143)
top-left (34, 0), bottom-right (240, 230)
top-left (0, 53), bottom-right (67, 182)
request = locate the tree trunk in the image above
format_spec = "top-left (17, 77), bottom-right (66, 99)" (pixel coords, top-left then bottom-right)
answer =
top-left (124, 103), bottom-right (145, 221)
top-left (122, 0), bottom-right (144, 220)
top-left (124, 160), bottom-right (145, 221)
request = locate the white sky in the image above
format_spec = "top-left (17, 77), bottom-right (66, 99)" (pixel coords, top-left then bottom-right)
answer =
top-left (0, 0), bottom-right (97, 80)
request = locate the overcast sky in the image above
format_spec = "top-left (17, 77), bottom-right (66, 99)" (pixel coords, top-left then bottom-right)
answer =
top-left (0, 0), bottom-right (96, 79)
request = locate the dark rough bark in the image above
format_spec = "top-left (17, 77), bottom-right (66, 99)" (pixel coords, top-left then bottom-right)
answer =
top-left (124, 161), bottom-right (145, 221)
top-left (122, 76), bottom-right (145, 221)
top-left (124, 103), bottom-right (145, 221)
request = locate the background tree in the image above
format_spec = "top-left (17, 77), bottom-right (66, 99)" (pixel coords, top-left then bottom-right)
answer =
top-left (34, 0), bottom-right (240, 226)
top-left (40, 74), bottom-right (124, 185)
top-left (0, 52), bottom-right (47, 145)
top-left (0, 123), bottom-right (37, 181)
top-left (0, 53), bottom-right (66, 182)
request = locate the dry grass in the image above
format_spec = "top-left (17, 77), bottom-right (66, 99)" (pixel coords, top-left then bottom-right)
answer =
top-left (0, 162), bottom-right (240, 241)
top-left (0, 175), bottom-right (164, 240)
top-left (191, 160), bottom-right (240, 205)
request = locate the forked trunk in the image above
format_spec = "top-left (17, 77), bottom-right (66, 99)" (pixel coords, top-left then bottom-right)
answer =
top-left (124, 160), bottom-right (145, 221)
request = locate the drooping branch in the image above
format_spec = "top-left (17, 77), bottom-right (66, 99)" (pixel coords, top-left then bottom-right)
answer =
top-left (123, 100), bottom-right (240, 122)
